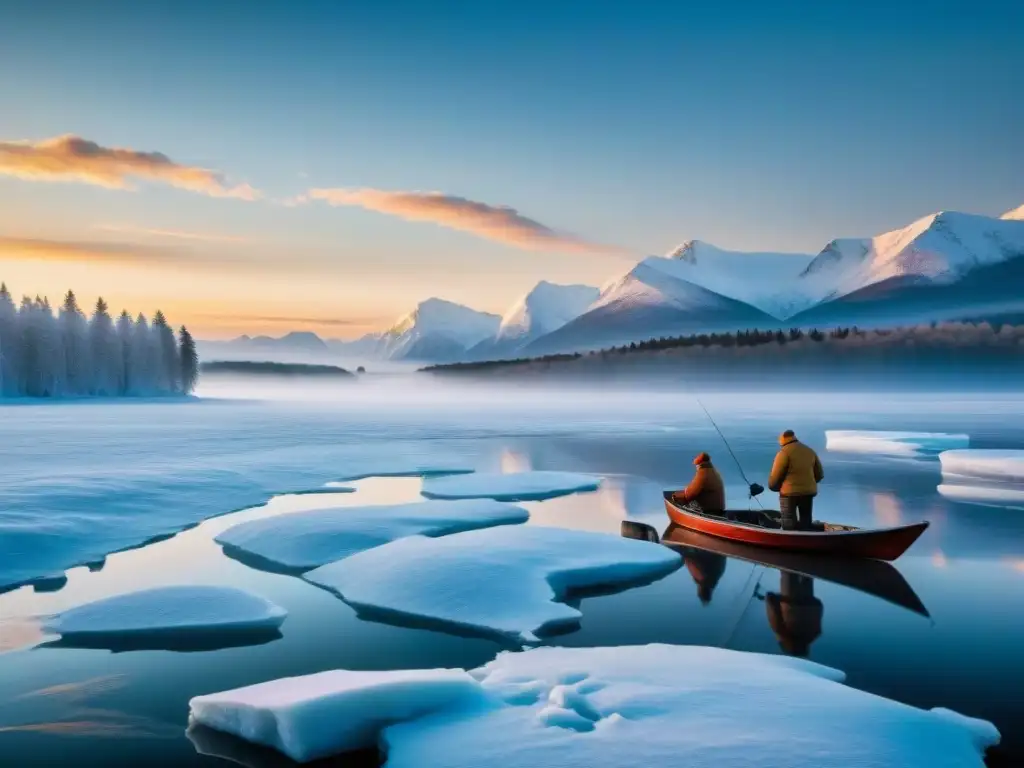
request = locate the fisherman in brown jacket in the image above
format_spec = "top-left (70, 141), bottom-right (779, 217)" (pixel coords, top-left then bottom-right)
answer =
top-left (768, 430), bottom-right (824, 531)
top-left (673, 452), bottom-right (726, 514)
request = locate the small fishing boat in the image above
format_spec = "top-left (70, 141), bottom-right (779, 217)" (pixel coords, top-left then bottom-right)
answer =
top-left (663, 492), bottom-right (928, 561)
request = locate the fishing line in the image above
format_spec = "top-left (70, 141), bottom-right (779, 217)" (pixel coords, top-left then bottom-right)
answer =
top-left (720, 564), bottom-right (766, 649)
top-left (690, 392), bottom-right (765, 510)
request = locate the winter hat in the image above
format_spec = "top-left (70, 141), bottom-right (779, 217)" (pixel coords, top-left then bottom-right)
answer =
top-left (779, 430), bottom-right (796, 445)
top-left (693, 452), bottom-right (711, 465)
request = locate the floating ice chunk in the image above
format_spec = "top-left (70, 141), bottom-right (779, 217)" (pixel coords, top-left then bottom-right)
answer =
top-left (304, 527), bottom-right (681, 643)
top-left (421, 471), bottom-right (601, 502)
top-left (190, 645), bottom-right (998, 767)
top-left (383, 645), bottom-right (998, 768)
top-left (937, 483), bottom-right (1024, 508)
top-left (189, 668), bottom-right (485, 763)
top-left (939, 450), bottom-right (1024, 481)
top-left (826, 430), bottom-right (969, 456)
top-left (217, 500), bottom-right (528, 572)
top-left (42, 586), bottom-right (286, 638)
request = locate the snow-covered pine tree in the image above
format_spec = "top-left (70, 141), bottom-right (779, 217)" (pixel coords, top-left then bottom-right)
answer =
top-left (178, 326), bottom-right (199, 394)
top-left (89, 298), bottom-right (117, 395)
top-left (115, 310), bottom-right (134, 394)
top-left (0, 282), bottom-right (186, 399)
top-left (151, 310), bottom-right (180, 392)
top-left (17, 297), bottom-right (39, 396)
top-left (0, 283), bottom-right (19, 396)
top-left (130, 313), bottom-right (152, 395)
top-left (36, 297), bottom-right (65, 397)
top-left (60, 290), bottom-right (90, 395)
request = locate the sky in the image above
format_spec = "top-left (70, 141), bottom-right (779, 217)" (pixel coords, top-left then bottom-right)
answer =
top-left (1, 0), bottom-right (1021, 339)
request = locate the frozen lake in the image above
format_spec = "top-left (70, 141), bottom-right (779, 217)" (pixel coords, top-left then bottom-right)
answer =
top-left (1, 381), bottom-right (1023, 766)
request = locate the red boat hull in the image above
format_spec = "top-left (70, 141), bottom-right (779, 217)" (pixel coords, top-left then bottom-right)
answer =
top-left (663, 495), bottom-right (928, 561)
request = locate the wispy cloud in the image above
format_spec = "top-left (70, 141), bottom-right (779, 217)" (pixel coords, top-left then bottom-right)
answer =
top-left (0, 235), bottom-right (177, 263)
top-left (93, 224), bottom-right (251, 244)
top-left (303, 188), bottom-right (623, 254)
top-left (0, 135), bottom-right (259, 200)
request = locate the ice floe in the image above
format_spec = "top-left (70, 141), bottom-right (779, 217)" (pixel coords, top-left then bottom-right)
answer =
top-left (217, 500), bottom-right (528, 572)
top-left (938, 483), bottom-right (1024, 507)
top-left (304, 526), bottom-right (681, 643)
top-left (939, 450), bottom-right (1024, 482)
top-left (421, 471), bottom-right (601, 501)
top-left (826, 430), bottom-right (969, 456)
top-left (42, 586), bottom-right (287, 638)
top-left (189, 668), bottom-right (484, 763)
top-left (189, 645), bottom-right (999, 767)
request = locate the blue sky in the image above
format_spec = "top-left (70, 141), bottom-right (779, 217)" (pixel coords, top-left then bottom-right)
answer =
top-left (0, 0), bottom-right (1021, 337)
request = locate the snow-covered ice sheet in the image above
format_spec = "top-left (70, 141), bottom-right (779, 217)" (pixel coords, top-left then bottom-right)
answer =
top-left (940, 450), bottom-right (1024, 481)
top-left (383, 645), bottom-right (999, 768)
top-left (216, 500), bottom-right (528, 572)
top-left (42, 586), bottom-right (286, 637)
top-left (421, 471), bottom-right (601, 501)
top-left (189, 668), bottom-right (484, 763)
top-left (304, 526), bottom-right (681, 643)
top-left (826, 430), bottom-right (969, 456)
top-left (0, 402), bottom-right (486, 591)
top-left (189, 645), bottom-right (999, 767)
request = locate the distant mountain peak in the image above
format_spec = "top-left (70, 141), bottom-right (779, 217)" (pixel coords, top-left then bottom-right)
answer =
top-left (493, 281), bottom-right (599, 343)
top-left (381, 297), bottom-right (501, 361)
top-left (1002, 203), bottom-right (1024, 221)
top-left (665, 240), bottom-right (705, 263)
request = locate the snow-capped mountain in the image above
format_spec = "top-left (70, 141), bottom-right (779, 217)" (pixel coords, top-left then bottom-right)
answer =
top-left (659, 240), bottom-right (813, 317)
top-left (376, 298), bottom-right (501, 361)
top-left (789, 210), bottom-right (1024, 327)
top-left (524, 255), bottom-right (780, 355)
top-left (496, 281), bottom-right (600, 342)
top-left (467, 281), bottom-right (599, 360)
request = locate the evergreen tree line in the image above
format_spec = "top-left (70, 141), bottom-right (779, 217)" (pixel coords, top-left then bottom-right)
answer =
top-left (424, 321), bottom-right (1024, 373)
top-left (0, 283), bottom-right (199, 398)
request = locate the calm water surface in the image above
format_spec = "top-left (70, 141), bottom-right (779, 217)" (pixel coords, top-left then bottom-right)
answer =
top-left (1, 393), bottom-right (1023, 766)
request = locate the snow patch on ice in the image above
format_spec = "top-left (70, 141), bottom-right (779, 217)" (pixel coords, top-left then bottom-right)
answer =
top-left (216, 500), bottom-right (529, 572)
top-left (190, 645), bottom-right (999, 767)
top-left (304, 526), bottom-right (681, 643)
top-left (42, 586), bottom-right (286, 637)
top-left (939, 450), bottom-right (1024, 481)
top-left (383, 645), bottom-right (997, 768)
top-left (189, 668), bottom-right (485, 763)
top-left (421, 471), bottom-right (601, 501)
top-left (826, 430), bottom-right (969, 456)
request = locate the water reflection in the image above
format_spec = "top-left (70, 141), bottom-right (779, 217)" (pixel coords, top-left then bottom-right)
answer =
top-left (186, 724), bottom-right (377, 768)
top-left (40, 627), bottom-right (285, 654)
top-left (621, 521), bottom-right (930, 660)
top-left (683, 549), bottom-right (726, 605)
top-left (760, 572), bottom-right (822, 657)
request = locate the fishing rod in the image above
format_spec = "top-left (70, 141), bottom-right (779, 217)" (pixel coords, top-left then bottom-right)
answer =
top-left (690, 392), bottom-right (765, 509)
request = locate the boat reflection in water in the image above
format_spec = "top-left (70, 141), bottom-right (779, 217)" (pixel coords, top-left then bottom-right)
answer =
top-left (621, 520), bottom-right (929, 657)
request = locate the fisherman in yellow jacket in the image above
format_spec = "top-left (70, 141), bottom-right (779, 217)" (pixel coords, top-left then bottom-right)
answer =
top-left (768, 430), bottom-right (824, 531)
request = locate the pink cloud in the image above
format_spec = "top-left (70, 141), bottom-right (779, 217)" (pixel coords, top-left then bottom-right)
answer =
top-left (0, 135), bottom-right (259, 200)
top-left (305, 188), bottom-right (623, 254)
